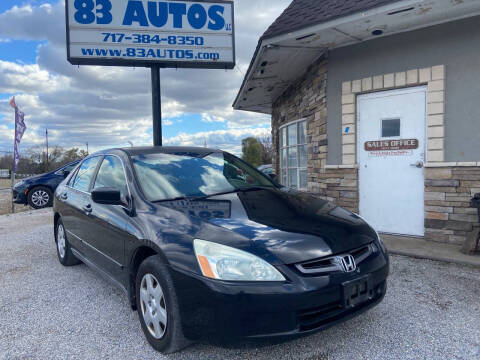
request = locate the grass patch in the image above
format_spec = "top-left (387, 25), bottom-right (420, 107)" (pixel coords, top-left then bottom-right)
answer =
top-left (0, 179), bottom-right (13, 189)
top-left (0, 202), bottom-right (30, 216)
top-left (0, 184), bottom-right (30, 215)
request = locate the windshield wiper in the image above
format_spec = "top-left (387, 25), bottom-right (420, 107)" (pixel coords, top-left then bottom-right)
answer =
top-left (152, 195), bottom-right (203, 203)
top-left (152, 186), bottom-right (274, 203)
top-left (192, 186), bottom-right (273, 200)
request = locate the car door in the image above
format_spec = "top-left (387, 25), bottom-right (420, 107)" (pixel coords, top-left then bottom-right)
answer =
top-left (63, 156), bottom-right (103, 257)
top-left (88, 155), bottom-right (131, 281)
top-left (57, 166), bottom-right (80, 245)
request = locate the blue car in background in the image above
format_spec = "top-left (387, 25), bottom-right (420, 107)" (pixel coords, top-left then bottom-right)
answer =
top-left (258, 164), bottom-right (277, 181)
top-left (13, 160), bottom-right (80, 209)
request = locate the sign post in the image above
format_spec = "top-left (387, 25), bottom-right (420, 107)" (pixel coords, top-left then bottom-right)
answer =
top-left (10, 166), bottom-right (14, 213)
top-left (151, 65), bottom-right (162, 146)
top-left (65, 0), bottom-right (235, 146)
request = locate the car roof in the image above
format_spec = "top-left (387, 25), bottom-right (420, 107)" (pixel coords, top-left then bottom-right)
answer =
top-left (90, 146), bottom-right (223, 157)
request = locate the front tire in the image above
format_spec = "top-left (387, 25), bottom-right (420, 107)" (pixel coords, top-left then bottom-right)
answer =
top-left (28, 186), bottom-right (52, 209)
top-left (55, 219), bottom-right (81, 266)
top-left (135, 256), bottom-right (190, 353)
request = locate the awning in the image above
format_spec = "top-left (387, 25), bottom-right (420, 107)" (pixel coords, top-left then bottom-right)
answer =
top-left (233, 0), bottom-right (480, 114)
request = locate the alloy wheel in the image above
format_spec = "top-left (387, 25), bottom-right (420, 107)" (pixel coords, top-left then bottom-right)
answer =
top-left (31, 190), bottom-right (49, 207)
top-left (57, 224), bottom-right (66, 259)
top-left (140, 273), bottom-right (167, 339)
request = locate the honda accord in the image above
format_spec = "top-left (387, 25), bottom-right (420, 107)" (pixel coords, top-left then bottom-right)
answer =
top-left (53, 147), bottom-right (389, 353)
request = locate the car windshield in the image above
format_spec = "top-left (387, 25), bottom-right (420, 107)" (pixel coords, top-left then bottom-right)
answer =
top-left (131, 151), bottom-right (277, 202)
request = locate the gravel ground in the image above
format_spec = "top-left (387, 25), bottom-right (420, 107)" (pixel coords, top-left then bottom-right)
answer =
top-left (0, 210), bottom-right (479, 360)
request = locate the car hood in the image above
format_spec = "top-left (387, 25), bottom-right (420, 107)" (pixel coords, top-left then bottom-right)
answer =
top-left (159, 188), bottom-right (377, 265)
top-left (23, 173), bottom-right (47, 182)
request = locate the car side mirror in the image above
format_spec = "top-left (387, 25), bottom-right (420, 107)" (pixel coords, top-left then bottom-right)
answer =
top-left (62, 170), bottom-right (70, 178)
top-left (91, 187), bottom-right (123, 205)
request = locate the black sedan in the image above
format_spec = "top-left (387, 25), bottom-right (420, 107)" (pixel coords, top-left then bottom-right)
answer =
top-left (13, 160), bottom-right (80, 209)
top-left (53, 147), bottom-right (389, 353)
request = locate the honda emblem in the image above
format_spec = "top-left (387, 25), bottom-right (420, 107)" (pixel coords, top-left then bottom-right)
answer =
top-left (341, 255), bottom-right (356, 272)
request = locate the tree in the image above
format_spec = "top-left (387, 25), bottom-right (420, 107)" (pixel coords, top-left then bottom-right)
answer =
top-left (0, 146), bottom-right (88, 175)
top-left (241, 137), bottom-right (262, 168)
top-left (62, 148), bottom-right (88, 164)
top-left (258, 136), bottom-right (273, 165)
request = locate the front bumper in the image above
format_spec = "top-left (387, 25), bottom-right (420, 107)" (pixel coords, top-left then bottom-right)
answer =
top-left (12, 187), bottom-right (28, 204)
top-left (171, 250), bottom-right (389, 341)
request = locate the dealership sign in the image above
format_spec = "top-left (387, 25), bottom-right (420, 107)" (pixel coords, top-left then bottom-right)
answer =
top-left (365, 139), bottom-right (419, 157)
top-left (364, 139), bottom-right (419, 151)
top-left (65, 0), bottom-right (235, 68)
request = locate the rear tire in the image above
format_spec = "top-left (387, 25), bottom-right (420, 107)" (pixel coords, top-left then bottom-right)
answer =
top-left (135, 256), bottom-right (190, 353)
top-left (55, 219), bottom-right (81, 266)
top-left (28, 186), bottom-right (52, 209)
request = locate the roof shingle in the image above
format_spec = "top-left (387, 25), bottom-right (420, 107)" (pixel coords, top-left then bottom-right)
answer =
top-left (262, 0), bottom-right (400, 39)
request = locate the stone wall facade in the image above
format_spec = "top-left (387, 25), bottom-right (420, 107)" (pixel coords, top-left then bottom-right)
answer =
top-left (271, 56), bottom-right (327, 176)
top-left (270, 57), bottom-right (477, 244)
top-left (316, 166), bottom-right (359, 213)
top-left (271, 55), bottom-right (359, 213)
top-left (425, 165), bottom-right (480, 245)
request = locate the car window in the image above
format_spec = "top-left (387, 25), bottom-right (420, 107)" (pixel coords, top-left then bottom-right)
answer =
top-left (67, 167), bottom-right (79, 186)
top-left (71, 157), bottom-right (102, 193)
top-left (93, 156), bottom-right (128, 200)
top-left (131, 151), bottom-right (276, 202)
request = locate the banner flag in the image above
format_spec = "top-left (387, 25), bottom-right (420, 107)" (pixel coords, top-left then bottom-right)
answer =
top-left (10, 97), bottom-right (27, 172)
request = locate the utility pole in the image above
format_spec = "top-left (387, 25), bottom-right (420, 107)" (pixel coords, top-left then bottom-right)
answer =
top-left (151, 64), bottom-right (162, 146)
top-left (86, 142), bottom-right (89, 155)
top-left (45, 128), bottom-right (49, 172)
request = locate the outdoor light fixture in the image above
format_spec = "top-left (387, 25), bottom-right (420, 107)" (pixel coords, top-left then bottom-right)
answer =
top-left (265, 44), bottom-right (279, 49)
top-left (296, 33), bottom-right (315, 41)
top-left (388, 7), bottom-right (415, 15)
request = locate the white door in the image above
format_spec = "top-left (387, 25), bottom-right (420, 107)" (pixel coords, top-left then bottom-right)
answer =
top-left (357, 86), bottom-right (426, 236)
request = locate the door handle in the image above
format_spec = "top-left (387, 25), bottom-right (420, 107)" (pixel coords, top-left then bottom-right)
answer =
top-left (82, 204), bottom-right (92, 214)
top-left (410, 161), bottom-right (424, 168)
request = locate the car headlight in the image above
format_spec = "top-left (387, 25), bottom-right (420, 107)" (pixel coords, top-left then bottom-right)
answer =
top-left (193, 239), bottom-right (285, 282)
top-left (14, 180), bottom-right (25, 188)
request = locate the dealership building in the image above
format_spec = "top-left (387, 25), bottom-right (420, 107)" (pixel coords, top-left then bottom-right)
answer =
top-left (234, 0), bottom-right (480, 245)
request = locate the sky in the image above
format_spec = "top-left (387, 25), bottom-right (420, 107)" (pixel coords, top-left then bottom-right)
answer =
top-left (0, 0), bottom-right (292, 155)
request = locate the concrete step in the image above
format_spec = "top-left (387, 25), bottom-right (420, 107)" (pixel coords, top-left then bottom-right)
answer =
top-left (381, 233), bottom-right (480, 268)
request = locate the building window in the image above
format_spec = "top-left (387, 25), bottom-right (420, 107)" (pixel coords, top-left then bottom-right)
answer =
top-left (382, 118), bottom-right (400, 137)
top-left (279, 119), bottom-right (307, 189)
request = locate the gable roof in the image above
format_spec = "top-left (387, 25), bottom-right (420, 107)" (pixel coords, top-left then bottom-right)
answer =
top-left (262, 0), bottom-right (400, 40)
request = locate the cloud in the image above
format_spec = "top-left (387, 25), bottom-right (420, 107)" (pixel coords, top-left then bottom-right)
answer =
top-left (0, 3), bottom-right (65, 46)
top-left (0, 0), bottom-right (291, 153)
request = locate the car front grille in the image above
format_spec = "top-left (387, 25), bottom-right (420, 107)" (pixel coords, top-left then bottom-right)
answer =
top-left (295, 243), bottom-right (376, 275)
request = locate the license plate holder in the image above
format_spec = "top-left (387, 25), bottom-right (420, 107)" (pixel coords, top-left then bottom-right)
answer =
top-left (342, 275), bottom-right (373, 309)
